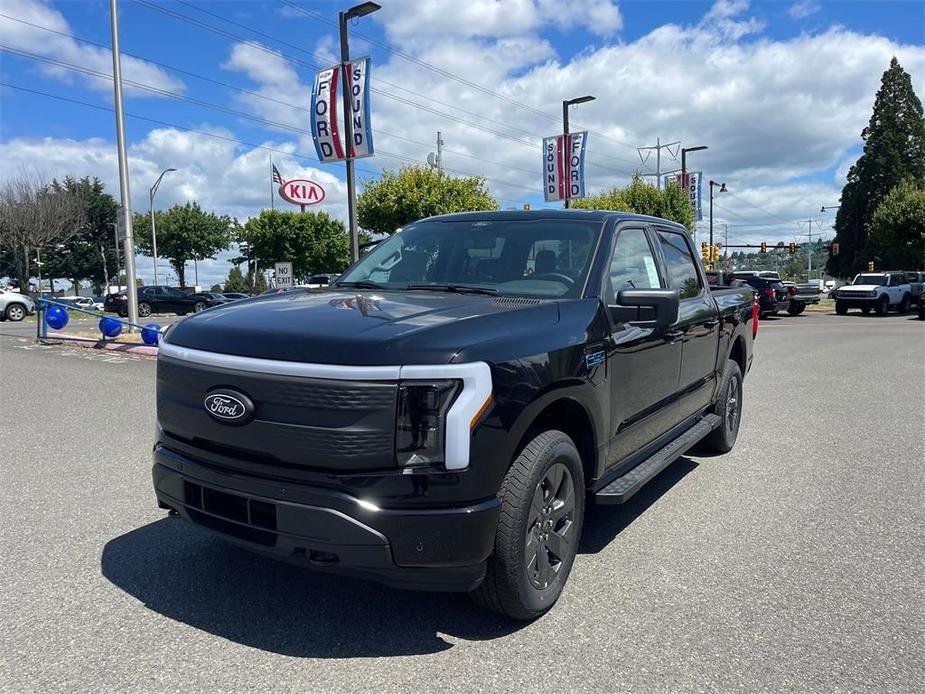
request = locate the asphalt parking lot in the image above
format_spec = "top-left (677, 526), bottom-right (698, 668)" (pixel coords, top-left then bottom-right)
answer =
top-left (1, 312), bottom-right (922, 692)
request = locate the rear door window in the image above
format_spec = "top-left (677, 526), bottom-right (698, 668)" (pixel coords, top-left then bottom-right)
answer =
top-left (656, 230), bottom-right (702, 299)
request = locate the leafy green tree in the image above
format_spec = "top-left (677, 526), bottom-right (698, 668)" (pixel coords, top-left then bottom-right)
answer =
top-left (867, 178), bottom-right (925, 269)
top-left (358, 166), bottom-right (498, 235)
top-left (223, 265), bottom-right (250, 292)
top-left (210, 283), bottom-right (223, 292)
top-left (571, 174), bottom-right (696, 231)
top-left (237, 209), bottom-right (350, 282)
top-left (133, 202), bottom-right (234, 287)
top-left (42, 177), bottom-right (118, 294)
top-left (828, 57), bottom-right (925, 277)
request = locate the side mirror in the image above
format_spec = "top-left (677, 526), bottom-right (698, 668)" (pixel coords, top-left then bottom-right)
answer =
top-left (613, 288), bottom-right (679, 328)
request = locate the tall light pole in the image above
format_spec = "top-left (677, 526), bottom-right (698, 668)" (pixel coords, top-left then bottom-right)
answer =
top-left (681, 145), bottom-right (707, 189)
top-left (109, 0), bottom-right (138, 328)
top-left (709, 179), bottom-right (727, 250)
top-left (149, 167), bottom-right (176, 287)
top-left (340, 1), bottom-right (381, 262)
top-left (562, 95), bottom-right (595, 208)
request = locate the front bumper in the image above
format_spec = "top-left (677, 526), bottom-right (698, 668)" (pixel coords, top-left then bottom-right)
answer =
top-left (834, 294), bottom-right (879, 308)
top-left (152, 445), bottom-right (500, 592)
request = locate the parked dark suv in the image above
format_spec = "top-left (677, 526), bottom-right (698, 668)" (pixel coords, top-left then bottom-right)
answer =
top-left (105, 286), bottom-right (227, 317)
top-left (740, 276), bottom-right (790, 317)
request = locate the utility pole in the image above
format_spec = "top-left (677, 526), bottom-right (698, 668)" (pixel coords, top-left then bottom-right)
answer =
top-left (799, 218), bottom-right (819, 278)
top-left (436, 131), bottom-right (444, 174)
top-left (708, 180), bottom-right (727, 250)
top-left (339, 2), bottom-right (381, 263)
top-left (109, 0), bottom-right (138, 328)
top-left (638, 139), bottom-right (680, 190)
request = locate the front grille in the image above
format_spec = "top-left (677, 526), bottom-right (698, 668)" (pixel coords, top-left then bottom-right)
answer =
top-left (158, 356), bottom-right (398, 471)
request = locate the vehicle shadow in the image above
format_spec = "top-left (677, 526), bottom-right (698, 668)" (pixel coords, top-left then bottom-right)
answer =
top-left (579, 456), bottom-right (698, 554)
top-left (101, 517), bottom-right (523, 658)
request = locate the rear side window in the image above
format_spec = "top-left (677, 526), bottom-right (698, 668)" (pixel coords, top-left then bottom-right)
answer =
top-left (656, 231), bottom-right (701, 299)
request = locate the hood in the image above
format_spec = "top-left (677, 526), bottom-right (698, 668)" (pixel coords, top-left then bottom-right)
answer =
top-left (838, 285), bottom-right (881, 292)
top-left (163, 289), bottom-right (560, 365)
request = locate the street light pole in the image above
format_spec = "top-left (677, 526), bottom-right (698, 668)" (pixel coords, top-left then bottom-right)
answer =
top-left (109, 0), bottom-right (138, 328)
top-left (709, 179), bottom-right (727, 250)
top-left (339, 2), bottom-right (381, 263)
top-left (681, 145), bottom-right (708, 189)
top-left (149, 167), bottom-right (176, 287)
top-left (562, 95), bottom-right (595, 209)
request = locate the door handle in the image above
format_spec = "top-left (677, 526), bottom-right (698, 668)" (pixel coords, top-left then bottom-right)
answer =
top-left (703, 319), bottom-right (720, 328)
top-left (665, 329), bottom-right (684, 341)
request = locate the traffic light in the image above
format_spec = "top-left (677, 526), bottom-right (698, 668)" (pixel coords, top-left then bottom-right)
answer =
top-left (759, 242), bottom-right (767, 254)
top-left (701, 242), bottom-right (710, 262)
top-left (868, 261), bottom-right (874, 271)
top-left (788, 242), bottom-right (797, 254)
top-left (711, 244), bottom-right (721, 262)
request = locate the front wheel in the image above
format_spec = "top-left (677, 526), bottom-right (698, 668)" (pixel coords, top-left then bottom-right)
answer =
top-left (5, 303), bottom-right (27, 321)
top-left (138, 301), bottom-right (153, 318)
top-left (700, 359), bottom-right (743, 454)
top-left (861, 307), bottom-right (871, 315)
top-left (193, 301), bottom-right (207, 313)
top-left (471, 430), bottom-right (585, 620)
top-left (787, 303), bottom-right (805, 316)
top-left (835, 301), bottom-right (847, 315)
top-left (875, 295), bottom-right (889, 316)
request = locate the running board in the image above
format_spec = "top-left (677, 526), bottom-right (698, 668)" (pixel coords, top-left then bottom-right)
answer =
top-left (594, 414), bottom-right (721, 505)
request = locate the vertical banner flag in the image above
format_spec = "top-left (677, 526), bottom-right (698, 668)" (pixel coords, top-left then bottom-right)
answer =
top-left (665, 172), bottom-right (703, 221)
top-left (310, 65), bottom-right (344, 163)
top-left (543, 132), bottom-right (589, 202)
top-left (346, 57), bottom-right (374, 159)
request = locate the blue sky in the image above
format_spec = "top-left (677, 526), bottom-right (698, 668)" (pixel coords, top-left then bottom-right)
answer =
top-left (1, 0), bottom-right (923, 286)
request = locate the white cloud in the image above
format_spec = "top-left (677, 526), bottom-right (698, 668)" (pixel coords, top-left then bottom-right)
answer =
top-left (788, 1), bottom-right (821, 20)
top-left (0, 0), bottom-right (184, 97)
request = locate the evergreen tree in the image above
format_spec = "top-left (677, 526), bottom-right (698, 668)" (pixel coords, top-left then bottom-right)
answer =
top-left (828, 58), bottom-right (925, 277)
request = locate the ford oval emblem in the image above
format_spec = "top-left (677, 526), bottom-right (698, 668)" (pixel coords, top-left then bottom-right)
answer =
top-left (203, 390), bottom-right (255, 425)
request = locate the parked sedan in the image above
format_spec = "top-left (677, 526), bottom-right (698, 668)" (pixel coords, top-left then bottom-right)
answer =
top-left (0, 291), bottom-right (35, 321)
top-left (220, 292), bottom-right (250, 301)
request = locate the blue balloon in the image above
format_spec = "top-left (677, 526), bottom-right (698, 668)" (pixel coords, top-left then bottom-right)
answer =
top-left (141, 323), bottom-right (162, 345)
top-left (99, 317), bottom-right (123, 338)
top-left (45, 305), bottom-right (69, 330)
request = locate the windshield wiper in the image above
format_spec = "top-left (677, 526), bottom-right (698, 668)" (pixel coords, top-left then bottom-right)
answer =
top-left (405, 283), bottom-right (499, 295)
top-left (335, 280), bottom-right (385, 290)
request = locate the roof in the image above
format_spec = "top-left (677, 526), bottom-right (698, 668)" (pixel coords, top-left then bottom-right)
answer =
top-left (420, 209), bottom-right (688, 229)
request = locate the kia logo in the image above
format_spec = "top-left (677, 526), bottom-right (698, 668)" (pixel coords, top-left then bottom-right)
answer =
top-left (203, 390), bottom-right (255, 425)
top-left (278, 178), bottom-right (326, 206)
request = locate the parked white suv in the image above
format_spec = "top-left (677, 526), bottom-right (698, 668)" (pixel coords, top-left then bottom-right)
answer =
top-left (0, 291), bottom-right (36, 322)
top-left (834, 272), bottom-right (912, 316)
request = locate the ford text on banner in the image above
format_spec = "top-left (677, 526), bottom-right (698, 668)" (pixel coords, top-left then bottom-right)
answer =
top-left (310, 65), bottom-right (344, 163)
top-left (346, 57), bottom-right (374, 159)
top-left (543, 132), bottom-right (589, 202)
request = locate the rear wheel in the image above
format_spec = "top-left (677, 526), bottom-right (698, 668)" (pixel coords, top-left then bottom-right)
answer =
top-left (5, 303), bottom-right (27, 321)
top-left (787, 303), bottom-right (805, 316)
top-left (700, 359), bottom-right (743, 454)
top-left (471, 430), bottom-right (585, 620)
top-left (138, 301), bottom-right (153, 318)
top-left (875, 295), bottom-right (889, 316)
top-left (193, 301), bottom-right (207, 313)
top-left (835, 301), bottom-right (847, 315)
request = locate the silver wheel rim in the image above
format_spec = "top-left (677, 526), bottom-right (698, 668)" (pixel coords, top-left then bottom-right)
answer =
top-left (139, 304), bottom-right (151, 317)
top-left (525, 462), bottom-right (576, 590)
top-left (9, 306), bottom-right (24, 320)
top-left (725, 375), bottom-right (740, 435)
top-left (194, 302), bottom-right (206, 312)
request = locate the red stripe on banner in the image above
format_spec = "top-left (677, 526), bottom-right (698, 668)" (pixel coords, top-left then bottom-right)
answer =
top-left (565, 134), bottom-right (572, 200)
top-left (330, 66), bottom-right (344, 160)
top-left (556, 135), bottom-right (565, 201)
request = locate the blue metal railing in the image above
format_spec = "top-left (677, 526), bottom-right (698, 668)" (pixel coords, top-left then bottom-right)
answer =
top-left (35, 298), bottom-right (162, 344)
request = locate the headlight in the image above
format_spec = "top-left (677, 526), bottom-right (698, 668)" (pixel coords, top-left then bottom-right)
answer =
top-left (395, 380), bottom-right (461, 466)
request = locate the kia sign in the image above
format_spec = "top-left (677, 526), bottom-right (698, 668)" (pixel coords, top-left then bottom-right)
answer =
top-left (542, 131), bottom-right (588, 202)
top-left (310, 65), bottom-right (344, 163)
top-left (279, 179), bottom-right (326, 207)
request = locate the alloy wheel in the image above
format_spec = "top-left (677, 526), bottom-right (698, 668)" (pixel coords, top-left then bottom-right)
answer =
top-left (525, 462), bottom-right (576, 590)
top-left (725, 375), bottom-right (740, 436)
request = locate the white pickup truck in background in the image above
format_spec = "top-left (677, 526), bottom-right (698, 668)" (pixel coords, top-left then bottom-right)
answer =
top-left (833, 272), bottom-right (913, 316)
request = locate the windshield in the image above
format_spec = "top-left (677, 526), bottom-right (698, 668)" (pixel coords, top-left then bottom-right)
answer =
top-left (336, 218), bottom-right (602, 298)
top-left (852, 274), bottom-right (886, 286)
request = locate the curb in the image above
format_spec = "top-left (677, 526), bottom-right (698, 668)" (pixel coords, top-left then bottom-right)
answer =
top-left (40, 333), bottom-right (159, 357)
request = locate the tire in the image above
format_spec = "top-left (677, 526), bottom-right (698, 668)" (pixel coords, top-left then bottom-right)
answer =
top-left (193, 301), bottom-right (207, 313)
top-left (875, 295), bottom-right (889, 316)
top-left (471, 430), bottom-right (585, 620)
top-left (861, 307), bottom-right (871, 315)
top-left (138, 301), bottom-right (153, 318)
top-left (835, 301), bottom-right (847, 315)
top-left (5, 303), bottom-right (27, 321)
top-left (898, 294), bottom-right (911, 314)
top-left (787, 303), bottom-right (805, 316)
top-left (700, 359), bottom-right (743, 454)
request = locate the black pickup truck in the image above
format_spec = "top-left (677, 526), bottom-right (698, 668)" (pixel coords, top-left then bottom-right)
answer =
top-left (153, 211), bottom-right (756, 619)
